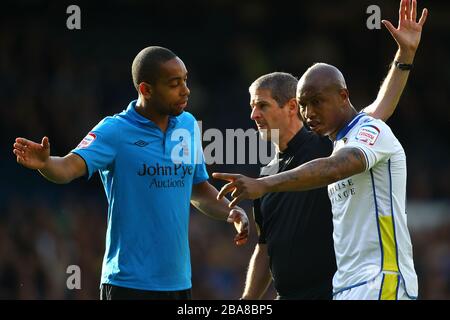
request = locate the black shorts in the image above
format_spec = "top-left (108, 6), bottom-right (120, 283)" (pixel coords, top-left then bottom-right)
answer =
top-left (276, 282), bottom-right (333, 300)
top-left (100, 284), bottom-right (192, 300)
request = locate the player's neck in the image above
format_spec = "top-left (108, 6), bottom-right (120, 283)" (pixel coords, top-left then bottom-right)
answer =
top-left (135, 99), bottom-right (170, 132)
top-left (330, 104), bottom-right (358, 141)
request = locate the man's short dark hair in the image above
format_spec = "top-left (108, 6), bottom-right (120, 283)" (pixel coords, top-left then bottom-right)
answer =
top-left (249, 72), bottom-right (298, 106)
top-left (132, 46), bottom-right (177, 90)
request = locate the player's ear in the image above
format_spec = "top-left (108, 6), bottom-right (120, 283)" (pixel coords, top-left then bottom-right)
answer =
top-left (339, 88), bottom-right (349, 101)
top-left (138, 82), bottom-right (152, 99)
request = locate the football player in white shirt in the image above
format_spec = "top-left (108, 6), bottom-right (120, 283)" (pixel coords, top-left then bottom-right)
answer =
top-left (213, 0), bottom-right (427, 300)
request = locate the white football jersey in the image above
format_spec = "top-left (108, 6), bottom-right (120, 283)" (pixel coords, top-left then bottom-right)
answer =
top-left (329, 113), bottom-right (418, 299)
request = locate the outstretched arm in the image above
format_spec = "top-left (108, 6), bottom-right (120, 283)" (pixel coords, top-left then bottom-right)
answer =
top-left (13, 136), bottom-right (86, 184)
top-left (191, 181), bottom-right (249, 245)
top-left (213, 147), bottom-right (366, 207)
top-left (363, 0), bottom-right (428, 121)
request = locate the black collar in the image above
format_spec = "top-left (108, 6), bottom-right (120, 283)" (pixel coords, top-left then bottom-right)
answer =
top-left (280, 126), bottom-right (310, 156)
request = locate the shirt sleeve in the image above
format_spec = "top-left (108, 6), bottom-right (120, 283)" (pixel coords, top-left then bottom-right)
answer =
top-left (343, 120), bottom-right (397, 171)
top-left (253, 199), bottom-right (266, 244)
top-left (192, 119), bottom-right (209, 184)
top-left (71, 117), bottom-right (118, 179)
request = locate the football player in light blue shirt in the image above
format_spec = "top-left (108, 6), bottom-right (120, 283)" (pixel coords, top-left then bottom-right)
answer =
top-left (13, 46), bottom-right (249, 300)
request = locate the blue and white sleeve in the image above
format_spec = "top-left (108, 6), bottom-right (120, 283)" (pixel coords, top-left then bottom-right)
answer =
top-left (71, 117), bottom-right (119, 179)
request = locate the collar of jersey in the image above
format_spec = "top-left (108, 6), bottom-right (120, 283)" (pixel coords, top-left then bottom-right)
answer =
top-left (335, 112), bottom-right (366, 141)
top-left (125, 100), bottom-right (179, 130)
top-left (282, 126), bottom-right (310, 156)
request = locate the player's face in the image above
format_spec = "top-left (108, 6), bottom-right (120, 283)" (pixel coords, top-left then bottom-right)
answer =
top-left (150, 57), bottom-right (190, 116)
top-left (297, 84), bottom-right (346, 137)
top-left (250, 88), bottom-right (289, 141)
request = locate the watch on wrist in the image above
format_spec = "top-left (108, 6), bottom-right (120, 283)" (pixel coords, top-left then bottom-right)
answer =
top-left (394, 61), bottom-right (413, 71)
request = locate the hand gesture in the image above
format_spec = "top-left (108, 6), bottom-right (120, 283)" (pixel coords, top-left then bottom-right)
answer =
top-left (13, 137), bottom-right (50, 170)
top-left (382, 0), bottom-right (428, 57)
top-left (213, 172), bottom-right (267, 207)
top-left (227, 208), bottom-right (249, 246)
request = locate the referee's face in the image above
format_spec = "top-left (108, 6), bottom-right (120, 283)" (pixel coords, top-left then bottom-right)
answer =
top-left (250, 88), bottom-right (290, 141)
top-left (149, 57), bottom-right (190, 116)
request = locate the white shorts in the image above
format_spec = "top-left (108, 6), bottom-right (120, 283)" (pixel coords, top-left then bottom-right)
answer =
top-left (333, 272), bottom-right (415, 300)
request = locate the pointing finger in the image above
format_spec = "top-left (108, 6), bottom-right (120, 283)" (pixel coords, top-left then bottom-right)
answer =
top-left (212, 172), bottom-right (240, 182)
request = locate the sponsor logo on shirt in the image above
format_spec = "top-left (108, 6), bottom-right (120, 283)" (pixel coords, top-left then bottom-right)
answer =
top-left (328, 178), bottom-right (356, 205)
top-left (137, 163), bottom-right (194, 188)
top-left (77, 132), bottom-right (96, 149)
top-left (355, 125), bottom-right (380, 146)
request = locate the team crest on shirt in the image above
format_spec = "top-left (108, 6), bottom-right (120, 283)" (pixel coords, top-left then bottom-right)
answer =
top-left (355, 125), bottom-right (380, 146)
top-left (77, 132), bottom-right (96, 148)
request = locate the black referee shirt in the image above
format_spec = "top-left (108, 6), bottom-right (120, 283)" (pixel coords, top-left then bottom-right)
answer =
top-left (254, 126), bottom-right (337, 299)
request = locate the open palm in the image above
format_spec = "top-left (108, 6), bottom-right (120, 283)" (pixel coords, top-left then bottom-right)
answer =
top-left (13, 137), bottom-right (50, 170)
top-left (382, 0), bottom-right (428, 52)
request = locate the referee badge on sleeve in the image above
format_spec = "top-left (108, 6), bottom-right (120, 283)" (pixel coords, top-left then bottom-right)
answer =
top-left (77, 132), bottom-right (96, 148)
top-left (355, 125), bottom-right (380, 146)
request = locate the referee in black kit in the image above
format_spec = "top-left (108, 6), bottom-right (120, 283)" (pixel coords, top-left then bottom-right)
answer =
top-left (237, 4), bottom-right (426, 297)
top-left (246, 72), bottom-right (337, 299)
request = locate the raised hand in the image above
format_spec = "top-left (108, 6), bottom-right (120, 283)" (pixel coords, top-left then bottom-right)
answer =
top-left (13, 137), bottom-right (51, 170)
top-left (382, 0), bottom-right (428, 60)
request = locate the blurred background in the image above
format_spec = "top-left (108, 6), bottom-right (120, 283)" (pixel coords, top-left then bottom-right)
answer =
top-left (1, 0), bottom-right (449, 299)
